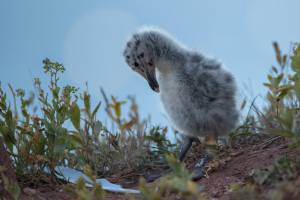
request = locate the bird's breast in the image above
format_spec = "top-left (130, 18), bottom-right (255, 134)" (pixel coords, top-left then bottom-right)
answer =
top-left (158, 72), bottom-right (192, 130)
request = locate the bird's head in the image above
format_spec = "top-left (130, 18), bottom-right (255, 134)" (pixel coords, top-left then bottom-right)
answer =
top-left (123, 29), bottom-right (163, 93)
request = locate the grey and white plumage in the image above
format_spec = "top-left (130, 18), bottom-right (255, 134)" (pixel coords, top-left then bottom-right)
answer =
top-left (123, 27), bottom-right (238, 140)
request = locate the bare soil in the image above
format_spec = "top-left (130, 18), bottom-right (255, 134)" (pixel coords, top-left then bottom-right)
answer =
top-left (197, 137), bottom-right (295, 199)
top-left (17, 136), bottom-right (299, 200)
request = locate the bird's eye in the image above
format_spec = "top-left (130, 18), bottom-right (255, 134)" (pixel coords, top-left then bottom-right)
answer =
top-left (126, 55), bottom-right (130, 59)
top-left (134, 62), bottom-right (139, 67)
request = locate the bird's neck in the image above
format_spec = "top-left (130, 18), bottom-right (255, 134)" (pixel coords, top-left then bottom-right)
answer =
top-left (155, 44), bottom-right (187, 74)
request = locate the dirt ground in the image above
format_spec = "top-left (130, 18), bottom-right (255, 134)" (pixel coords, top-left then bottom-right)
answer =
top-left (197, 137), bottom-right (294, 199)
top-left (18, 136), bottom-right (298, 200)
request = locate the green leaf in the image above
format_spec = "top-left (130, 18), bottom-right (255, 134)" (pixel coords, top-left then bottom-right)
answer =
top-left (5, 110), bottom-right (14, 130)
top-left (274, 73), bottom-right (284, 86)
top-left (278, 108), bottom-right (294, 130)
top-left (83, 165), bottom-right (94, 181)
top-left (271, 66), bottom-right (278, 73)
top-left (3, 110), bottom-right (16, 148)
top-left (76, 176), bottom-right (85, 190)
top-left (93, 184), bottom-right (104, 199)
top-left (114, 102), bottom-right (121, 119)
top-left (277, 86), bottom-right (292, 100)
top-left (273, 42), bottom-right (282, 65)
top-left (68, 132), bottom-right (83, 148)
top-left (267, 74), bottom-right (273, 83)
top-left (0, 125), bottom-right (15, 152)
top-left (263, 83), bottom-right (272, 88)
top-left (84, 92), bottom-right (91, 115)
top-left (92, 101), bottom-right (101, 118)
top-left (291, 44), bottom-right (300, 72)
top-left (53, 137), bottom-right (67, 153)
top-left (294, 76), bottom-right (300, 101)
top-left (70, 102), bottom-right (80, 130)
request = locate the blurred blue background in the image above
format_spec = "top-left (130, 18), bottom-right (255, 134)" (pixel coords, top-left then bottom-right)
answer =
top-left (1, 0), bottom-right (300, 138)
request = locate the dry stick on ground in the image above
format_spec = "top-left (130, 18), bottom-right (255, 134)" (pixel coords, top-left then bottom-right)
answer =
top-left (0, 137), bottom-right (18, 199)
top-left (260, 136), bottom-right (283, 149)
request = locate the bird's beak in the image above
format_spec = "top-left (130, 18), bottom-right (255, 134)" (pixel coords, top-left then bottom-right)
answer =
top-left (145, 66), bottom-right (160, 93)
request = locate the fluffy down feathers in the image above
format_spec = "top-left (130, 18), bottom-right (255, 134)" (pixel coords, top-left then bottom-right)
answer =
top-left (123, 27), bottom-right (238, 137)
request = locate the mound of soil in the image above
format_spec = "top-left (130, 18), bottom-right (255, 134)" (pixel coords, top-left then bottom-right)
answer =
top-left (17, 136), bottom-right (299, 200)
top-left (197, 137), bottom-right (294, 199)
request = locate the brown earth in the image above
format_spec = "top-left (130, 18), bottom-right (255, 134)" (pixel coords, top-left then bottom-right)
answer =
top-left (197, 137), bottom-right (295, 199)
top-left (16, 136), bottom-right (299, 200)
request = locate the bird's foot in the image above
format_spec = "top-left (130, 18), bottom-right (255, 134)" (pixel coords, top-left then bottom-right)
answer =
top-left (191, 153), bottom-right (211, 181)
top-left (179, 136), bottom-right (199, 161)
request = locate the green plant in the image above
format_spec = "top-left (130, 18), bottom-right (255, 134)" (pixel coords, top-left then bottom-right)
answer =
top-left (229, 183), bottom-right (263, 200)
top-left (262, 42), bottom-right (300, 147)
top-left (138, 154), bottom-right (206, 200)
top-left (0, 59), bottom-right (80, 184)
top-left (229, 156), bottom-right (300, 200)
top-left (250, 156), bottom-right (300, 186)
top-left (0, 58), bottom-right (177, 189)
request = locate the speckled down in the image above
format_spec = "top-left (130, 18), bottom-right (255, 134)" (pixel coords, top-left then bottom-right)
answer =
top-left (123, 27), bottom-right (238, 138)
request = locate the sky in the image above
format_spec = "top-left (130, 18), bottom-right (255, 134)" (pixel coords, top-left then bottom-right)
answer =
top-left (1, 0), bottom-right (300, 138)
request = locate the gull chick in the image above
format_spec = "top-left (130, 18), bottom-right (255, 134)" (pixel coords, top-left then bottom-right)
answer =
top-left (123, 27), bottom-right (238, 180)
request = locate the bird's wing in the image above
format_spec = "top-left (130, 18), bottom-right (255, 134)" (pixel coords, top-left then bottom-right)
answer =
top-left (194, 71), bottom-right (220, 102)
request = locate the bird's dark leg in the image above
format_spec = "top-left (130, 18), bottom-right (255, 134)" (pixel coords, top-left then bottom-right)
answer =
top-left (145, 135), bottom-right (198, 183)
top-left (191, 153), bottom-right (210, 181)
top-left (178, 135), bottom-right (211, 181)
top-left (179, 135), bottom-right (198, 161)
top-left (191, 134), bottom-right (218, 181)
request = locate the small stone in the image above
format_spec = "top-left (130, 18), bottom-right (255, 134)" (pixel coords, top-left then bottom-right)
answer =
top-left (23, 187), bottom-right (37, 196)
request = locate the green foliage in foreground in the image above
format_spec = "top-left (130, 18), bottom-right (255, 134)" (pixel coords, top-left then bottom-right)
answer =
top-left (262, 42), bottom-right (300, 147)
top-left (0, 58), bottom-right (176, 189)
top-left (230, 42), bottom-right (300, 149)
top-left (138, 154), bottom-right (206, 200)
